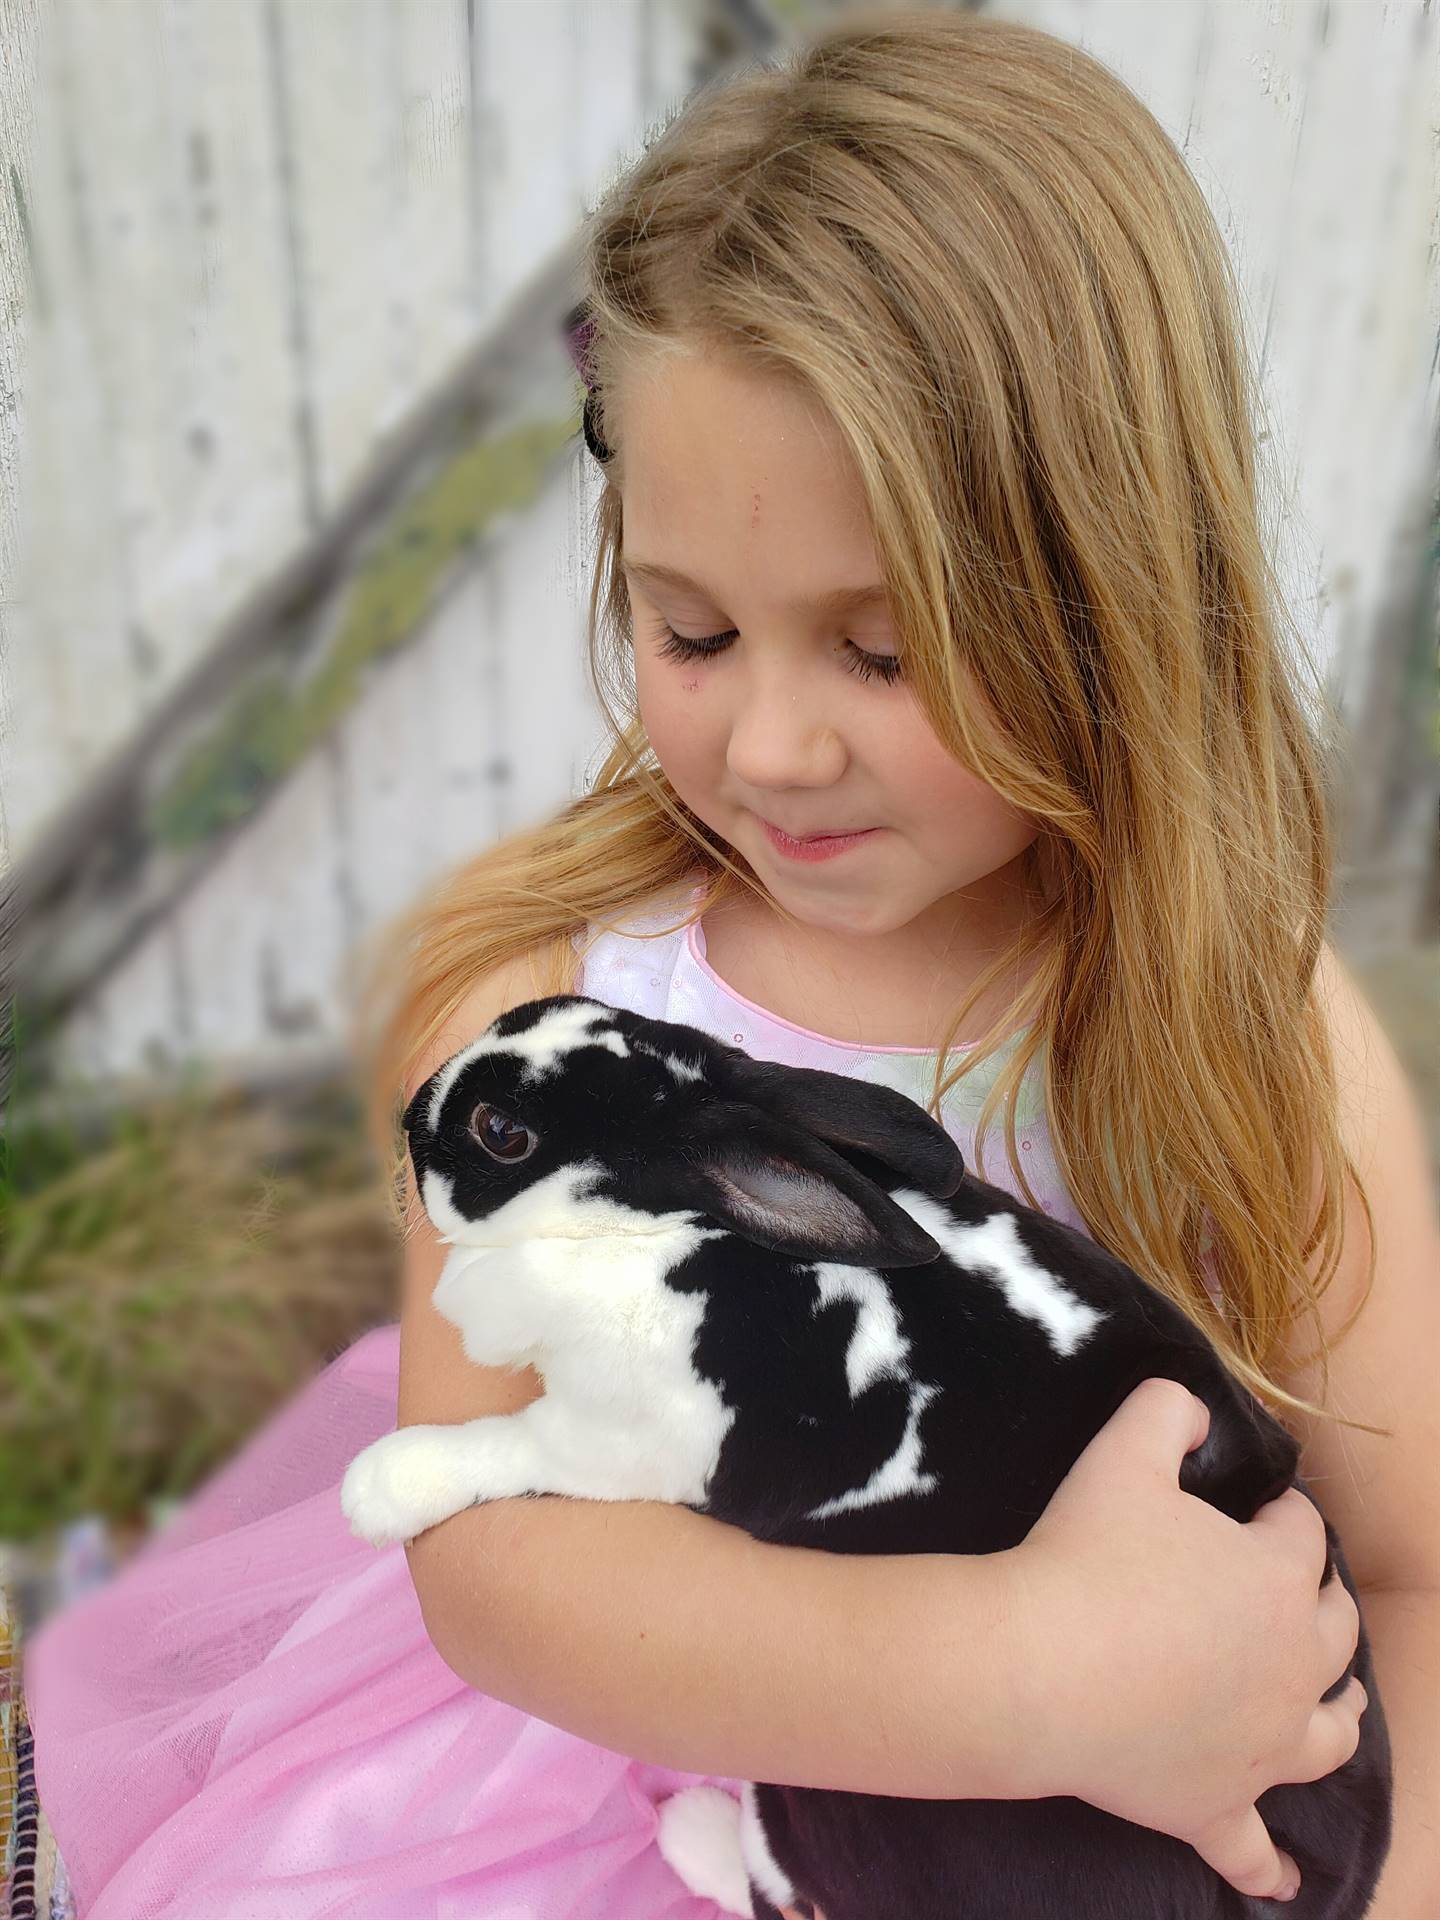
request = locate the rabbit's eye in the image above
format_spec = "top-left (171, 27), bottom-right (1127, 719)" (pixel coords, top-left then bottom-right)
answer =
top-left (467, 1103), bottom-right (538, 1163)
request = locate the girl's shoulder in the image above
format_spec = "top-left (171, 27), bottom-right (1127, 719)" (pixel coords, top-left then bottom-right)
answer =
top-left (1311, 940), bottom-right (1433, 1191)
top-left (570, 873), bottom-right (705, 969)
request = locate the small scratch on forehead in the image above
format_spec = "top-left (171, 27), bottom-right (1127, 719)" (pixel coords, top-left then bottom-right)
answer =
top-left (427, 1002), bottom-right (630, 1132)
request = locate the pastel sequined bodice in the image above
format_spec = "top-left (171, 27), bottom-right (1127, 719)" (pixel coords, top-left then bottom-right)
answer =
top-left (578, 880), bottom-right (1090, 1240)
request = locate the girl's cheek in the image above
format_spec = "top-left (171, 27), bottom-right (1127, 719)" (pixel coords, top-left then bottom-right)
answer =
top-left (635, 659), bottom-right (718, 779)
top-left (895, 730), bottom-right (1039, 860)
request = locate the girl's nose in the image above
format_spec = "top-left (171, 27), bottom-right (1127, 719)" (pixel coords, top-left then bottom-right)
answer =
top-left (724, 677), bottom-right (848, 793)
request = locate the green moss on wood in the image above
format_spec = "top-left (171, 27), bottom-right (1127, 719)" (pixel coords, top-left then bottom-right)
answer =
top-left (147, 412), bottom-right (580, 851)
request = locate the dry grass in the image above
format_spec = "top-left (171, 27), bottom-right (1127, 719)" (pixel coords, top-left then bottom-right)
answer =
top-left (0, 1080), bottom-right (399, 1544)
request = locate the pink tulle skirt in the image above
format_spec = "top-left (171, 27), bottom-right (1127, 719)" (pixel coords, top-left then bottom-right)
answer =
top-left (23, 1325), bottom-right (739, 1918)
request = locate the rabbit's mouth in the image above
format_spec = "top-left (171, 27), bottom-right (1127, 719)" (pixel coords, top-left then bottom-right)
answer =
top-left (419, 1158), bottom-right (711, 1251)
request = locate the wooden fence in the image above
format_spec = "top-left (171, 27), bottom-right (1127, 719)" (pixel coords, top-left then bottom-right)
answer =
top-left (2, 0), bottom-right (1434, 1091)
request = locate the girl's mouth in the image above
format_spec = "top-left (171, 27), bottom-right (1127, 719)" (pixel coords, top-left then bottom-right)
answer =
top-left (759, 817), bottom-right (881, 862)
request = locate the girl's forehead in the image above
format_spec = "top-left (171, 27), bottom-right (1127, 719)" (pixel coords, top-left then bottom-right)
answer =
top-left (617, 380), bottom-right (869, 544)
top-left (612, 350), bottom-right (845, 461)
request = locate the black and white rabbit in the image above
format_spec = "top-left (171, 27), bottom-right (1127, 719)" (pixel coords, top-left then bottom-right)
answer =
top-left (342, 994), bottom-right (1392, 1920)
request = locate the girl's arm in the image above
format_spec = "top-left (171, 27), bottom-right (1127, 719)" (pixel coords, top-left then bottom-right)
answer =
top-left (408, 1446), bottom-right (1022, 1797)
top-left (1271, 947), bottom-right (1440, 1918)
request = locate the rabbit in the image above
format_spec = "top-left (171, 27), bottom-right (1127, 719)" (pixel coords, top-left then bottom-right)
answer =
top-left (342, 993), bottom-right (1392, 1920)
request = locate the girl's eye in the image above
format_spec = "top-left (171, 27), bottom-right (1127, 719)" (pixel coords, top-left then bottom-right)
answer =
top-left (652, 623), bottom-right (903, 686)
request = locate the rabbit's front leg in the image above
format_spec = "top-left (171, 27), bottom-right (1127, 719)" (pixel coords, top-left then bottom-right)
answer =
top-left (341, 1405), bottom-right (559, 1547)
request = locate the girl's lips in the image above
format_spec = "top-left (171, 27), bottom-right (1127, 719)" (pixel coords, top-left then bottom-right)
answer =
top-left (759, 817), bottom-right (881, 862)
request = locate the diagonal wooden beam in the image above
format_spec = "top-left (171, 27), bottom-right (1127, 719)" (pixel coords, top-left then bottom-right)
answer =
top-left (4, 244), bottom-right (589, 1059)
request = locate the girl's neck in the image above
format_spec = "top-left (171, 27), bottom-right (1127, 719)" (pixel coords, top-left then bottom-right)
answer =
top-left (698, 871), bottom-right (1044, 1053)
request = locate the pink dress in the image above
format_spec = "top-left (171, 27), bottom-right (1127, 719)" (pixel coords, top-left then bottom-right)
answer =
top-left (24, 881), bottom-right (1091, 1919)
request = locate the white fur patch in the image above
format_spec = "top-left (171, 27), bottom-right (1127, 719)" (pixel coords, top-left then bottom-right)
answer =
top-left (807, 1379), bottom-right (940, 1520)
top-left (422, 1163), bottom-right (738, 1506)
top-left (812, 1263), bottom-right (910, 1395)
top-left (630, 1037), bottom-right (706, 1084)
top-left (802, 1261), bottom-right (939, 1521)
top-left (656, 1786), bottom-right (754, 1916)
top-left (895, 1193), bottom-right (1105, 1357)
top-left (426, 1001), bottom-right (628, 1132)
top-left (739, 1780), bottom-right (797, 1911)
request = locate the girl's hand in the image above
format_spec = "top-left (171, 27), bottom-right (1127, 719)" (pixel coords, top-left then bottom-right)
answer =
top-left (1003, 1377), bottom-right (1367, 1903)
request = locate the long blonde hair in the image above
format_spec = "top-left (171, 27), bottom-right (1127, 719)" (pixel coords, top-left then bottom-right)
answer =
top-left (351, 9), bottom-right (1373, 1424)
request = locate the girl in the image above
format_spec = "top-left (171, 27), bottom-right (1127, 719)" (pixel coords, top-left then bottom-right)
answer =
top-left (25, 12), bottom-right (1438, 1919)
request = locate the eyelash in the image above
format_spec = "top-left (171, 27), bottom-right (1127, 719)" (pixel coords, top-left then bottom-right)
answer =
top-left (652, 624), bottom-right (904, 686)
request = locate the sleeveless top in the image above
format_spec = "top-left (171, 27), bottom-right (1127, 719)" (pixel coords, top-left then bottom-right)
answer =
top-left (578, 876), bottom-right (1093, 1241)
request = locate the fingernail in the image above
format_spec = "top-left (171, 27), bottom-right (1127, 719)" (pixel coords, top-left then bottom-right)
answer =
top-left (1276, 1876), bottom-right (1300, 1901)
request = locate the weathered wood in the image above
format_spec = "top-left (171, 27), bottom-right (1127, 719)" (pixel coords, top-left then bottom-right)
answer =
top-left (5, 0), bottom-right (1436, 1094)
top-left (6, 240), bottom-right (588, 1045)
top-left (0, 0), bottom-right (688, 862)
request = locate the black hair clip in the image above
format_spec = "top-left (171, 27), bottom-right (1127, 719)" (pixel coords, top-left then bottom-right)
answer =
top-left (562, 299), bottom-right (615, 466)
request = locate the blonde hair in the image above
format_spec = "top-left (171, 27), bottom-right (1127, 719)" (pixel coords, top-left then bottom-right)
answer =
top-left (352, 9), bottom-right (1373, 1425)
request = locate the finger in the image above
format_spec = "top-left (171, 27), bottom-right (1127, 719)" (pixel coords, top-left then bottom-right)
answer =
top-left (1278, 1682), bottom-right (1367, 1786)
top-left (1111, 1377), bottom-right (1210, 1468)
top-left (1313, 1573), bottom-right (1361, 1688)
top-left (1248, 1485), bottom-right (1330, 1580)
top-left (1190, 1806), bottom-right (1300, 1902)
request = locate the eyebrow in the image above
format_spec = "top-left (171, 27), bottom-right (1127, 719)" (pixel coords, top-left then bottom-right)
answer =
top-left (621, 558), bottom-right (889, 615)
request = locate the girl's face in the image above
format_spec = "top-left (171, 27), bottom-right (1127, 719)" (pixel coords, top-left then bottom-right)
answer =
top-left (618, 350), bottom-right (1039, 941)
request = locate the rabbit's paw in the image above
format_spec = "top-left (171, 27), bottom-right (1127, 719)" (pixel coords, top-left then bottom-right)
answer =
top-left (656, 1786), bottom-right (753, 1916)
top-left (341, 1426), bottom-right (475, 1546)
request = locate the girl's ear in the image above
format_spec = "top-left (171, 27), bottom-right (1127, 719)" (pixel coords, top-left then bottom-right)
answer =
top-left (669, 1104), bottom-right (943, 1268)
top-left (708, 1054), bottom-right (964, 1199)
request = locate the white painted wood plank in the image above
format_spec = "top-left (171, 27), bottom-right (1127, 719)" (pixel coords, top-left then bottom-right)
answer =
top-left (421, 561), bottom-right (510, 875)
top-left (0, 0), bottom-right (39, 612)
top-left (3, 0), bottom-right (152, 853)
top-left (392, 0), bottom-right (476, 401)
top-left (155, 0), bottom-right (306, 640)
top-left (487, 453), bottom-right (599, 838)
top-left (476, 0), bottom-right (579, 323)
top-left (71, 728), bottom-right (355, 1080)
top-left (575, 0), bottom-right (649, 216)
top-left (1268, 0), bottom-right (1437, 718)
top-left (59, 920), bottom-right (186, 1081)
top-left (272, 0), bottom-right (399, 515)
top-left (332, 602), bottom-right (453, 937)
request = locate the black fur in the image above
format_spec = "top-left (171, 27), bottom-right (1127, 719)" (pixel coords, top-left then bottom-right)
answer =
top-left (404, 995), bottom-right (1393, 1919)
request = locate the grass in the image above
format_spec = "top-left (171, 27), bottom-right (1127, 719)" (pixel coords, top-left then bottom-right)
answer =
top-left (0, 1073), bottom-right (399, 1546)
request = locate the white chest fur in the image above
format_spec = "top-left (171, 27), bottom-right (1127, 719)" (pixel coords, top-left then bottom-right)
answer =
top-left (428, 1161), bottom-right (739, 1507)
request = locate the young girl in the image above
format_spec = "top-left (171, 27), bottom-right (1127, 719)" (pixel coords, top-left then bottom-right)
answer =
top-left (25, 12), bottom-right (1438, 1919)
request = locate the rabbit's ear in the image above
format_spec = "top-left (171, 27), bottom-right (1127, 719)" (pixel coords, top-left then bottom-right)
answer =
top-left (709, 1055), bottom-right (964, 1198)
top-left (670, 1105), bottom-right (943, 1268)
